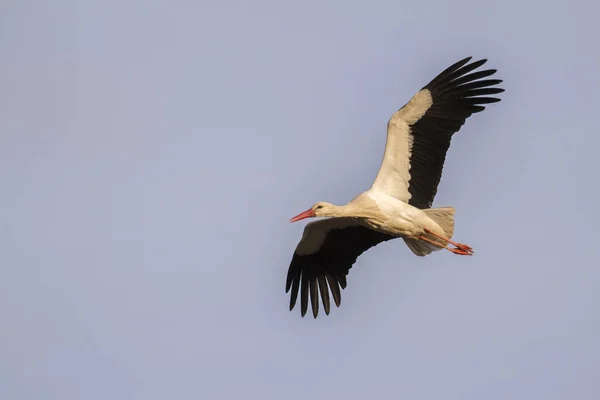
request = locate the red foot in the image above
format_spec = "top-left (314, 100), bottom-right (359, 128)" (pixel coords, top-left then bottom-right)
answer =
top-left (455, 243), bottom-right (474, 254)
top-left (450, 247), bottom-right (472, 256)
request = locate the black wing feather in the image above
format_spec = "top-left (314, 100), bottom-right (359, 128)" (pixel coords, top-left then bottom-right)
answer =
top-left (286, 224), bottom-right (395, 318)
top-left (317, 276), bottom-right (330, 315)
top-left (406, 57), bottom-right (504, 209)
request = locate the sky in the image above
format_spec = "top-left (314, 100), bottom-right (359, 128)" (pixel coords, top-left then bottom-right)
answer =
top-left (1, 0), bottom-right (599, 399)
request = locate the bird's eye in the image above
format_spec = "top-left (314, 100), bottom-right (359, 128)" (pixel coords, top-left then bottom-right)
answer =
top-left (315, 205), bottom-right (323, 210)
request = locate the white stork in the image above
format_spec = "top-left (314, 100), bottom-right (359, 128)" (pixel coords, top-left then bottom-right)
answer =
top-left (285, 56), bottom-right (504, 318)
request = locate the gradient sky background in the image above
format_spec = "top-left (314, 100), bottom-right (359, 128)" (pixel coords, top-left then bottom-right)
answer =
top-left (2, 1), bottom-right (599, 399)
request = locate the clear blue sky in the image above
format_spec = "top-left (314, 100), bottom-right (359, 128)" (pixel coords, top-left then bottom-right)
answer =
top-left (2, 1), bottom-right (599, 399)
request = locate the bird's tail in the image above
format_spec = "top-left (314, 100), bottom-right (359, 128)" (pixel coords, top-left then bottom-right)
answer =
top-left (403, 207), bottom-right (456, 257)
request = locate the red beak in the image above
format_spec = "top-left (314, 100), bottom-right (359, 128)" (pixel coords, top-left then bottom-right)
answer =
top-left (289, 208), bottom-right (316, 222)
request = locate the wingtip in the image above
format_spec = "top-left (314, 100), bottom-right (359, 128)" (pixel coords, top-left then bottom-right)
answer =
top-left (467, 57), bottom-right (489, 66)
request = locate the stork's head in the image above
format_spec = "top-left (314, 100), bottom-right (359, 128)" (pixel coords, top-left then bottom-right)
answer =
top-left (289, 202), bottom-right (336, 222)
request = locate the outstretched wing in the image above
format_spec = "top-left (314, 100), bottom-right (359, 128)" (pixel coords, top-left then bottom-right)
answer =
top-left (371, 56), bottom-right (504, 208)
top-left (286, 217), bottom-right (396, 318)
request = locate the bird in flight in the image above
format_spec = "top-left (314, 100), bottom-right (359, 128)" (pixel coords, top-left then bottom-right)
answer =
top-left (285, 56), bottom-right (504, 318)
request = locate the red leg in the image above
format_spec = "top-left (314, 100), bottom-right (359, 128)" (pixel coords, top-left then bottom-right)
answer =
top-left (423, 229), bottom-right (474, 255)
top-left (418, 236), bottom-right (472, 256)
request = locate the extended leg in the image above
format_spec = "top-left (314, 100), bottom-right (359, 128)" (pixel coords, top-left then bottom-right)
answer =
top-left (418, 236), bottom-right (472, 256)
top-left (424, 228), bottom-right (473, 254)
